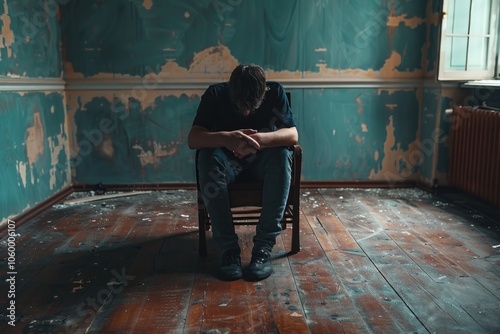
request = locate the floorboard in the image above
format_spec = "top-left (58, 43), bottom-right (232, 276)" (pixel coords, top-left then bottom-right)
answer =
top-left (0, 188), bottom-right (499, 333)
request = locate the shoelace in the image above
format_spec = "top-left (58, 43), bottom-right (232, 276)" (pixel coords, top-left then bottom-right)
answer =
top-left (251, 253), bottom-right (269, 264)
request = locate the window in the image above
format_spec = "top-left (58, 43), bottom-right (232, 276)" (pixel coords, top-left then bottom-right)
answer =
top-left (438, 0), bottom-right (499, 81)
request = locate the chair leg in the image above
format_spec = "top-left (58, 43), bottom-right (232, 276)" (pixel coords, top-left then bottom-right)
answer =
top-left (291, 208), bottom-right (300, 254)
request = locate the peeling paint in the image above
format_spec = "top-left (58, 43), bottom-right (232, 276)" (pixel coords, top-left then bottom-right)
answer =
top-left (0, 0), bottom-right (14, 59)
top-left (1, 91), bottom-right (69, 228)
top-left (310, 55), bottom-right (423, 80)
top-left (143, 0), bottom-right (153, 10)
top-left (387, 14), bottom-right (425, 29)
top-left (48, 132), bottom-right (67, 190)
top-left (0, 1), bottom-right (62, 77)
top-left (71, 93), bottom-right (198, 183)
top-left (380, 52), bottom-right (403, 77)
top-left (61, 0), bottom-right (427, 79)
top-left (100, 136), bottom-right (114, 158)
top-left (17, 161), bottom-right (27, 188)
top-left (133, 142), bottom-right (179, 167)
top-left (26, 112), bottom-right (45, 165)
top-left (186, 45), bottom-right (239, 78)
top-left (56, 0), bottom-right (465, 186)
top-left (356, 97), bottom-right (363, 115)
top-left (369, 115), bottom-right (420, 182)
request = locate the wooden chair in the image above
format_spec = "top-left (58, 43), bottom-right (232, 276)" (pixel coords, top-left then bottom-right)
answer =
top-left (196, 144), bottom-right (302, 255)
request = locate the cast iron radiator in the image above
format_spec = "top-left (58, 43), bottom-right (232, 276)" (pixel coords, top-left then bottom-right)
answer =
top-left (449, 106), bottom-right (500, 208)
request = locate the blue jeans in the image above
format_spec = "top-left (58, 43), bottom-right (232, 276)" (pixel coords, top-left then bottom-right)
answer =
top-left (197, 147), bottom-right (293, 254)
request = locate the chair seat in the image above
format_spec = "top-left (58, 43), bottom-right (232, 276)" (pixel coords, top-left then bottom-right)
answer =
top-left (228, 183), bottom-right (263, 207)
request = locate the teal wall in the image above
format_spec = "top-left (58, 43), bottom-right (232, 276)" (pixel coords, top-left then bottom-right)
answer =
top-left (60, 0), bottom-right (427, 76)
top-left (0, 0), bottom-right (62, 77)
top-left (61, 0), bottom-right (464, 185)
top-left (68, 92), bottom-right (197, 183)
top-left (0, 0), bottom-right (70, 227)
top-left (2, 0), bottom-right (468, 224)
top-left (297, 88), bottom-right (421, 181)
top-left (67, 87), bottom-right (425, 184)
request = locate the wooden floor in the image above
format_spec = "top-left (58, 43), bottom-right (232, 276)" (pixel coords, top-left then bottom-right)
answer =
top-left (1, 188), bottom-right (499, 333)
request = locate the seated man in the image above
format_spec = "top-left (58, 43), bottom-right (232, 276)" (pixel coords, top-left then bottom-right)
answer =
top-left (187, 64), bottom-right (298, 281)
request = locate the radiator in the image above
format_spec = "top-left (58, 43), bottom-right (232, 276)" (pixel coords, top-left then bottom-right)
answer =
top-left (449, 107), bottom-right (500, 208)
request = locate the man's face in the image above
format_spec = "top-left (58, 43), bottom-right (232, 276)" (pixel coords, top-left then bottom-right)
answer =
top-left (238, 107), bottom-right (252, 117)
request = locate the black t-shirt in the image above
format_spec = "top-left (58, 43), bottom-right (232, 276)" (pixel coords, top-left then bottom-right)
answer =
top-left (192, 81), bottom-right (296, 132)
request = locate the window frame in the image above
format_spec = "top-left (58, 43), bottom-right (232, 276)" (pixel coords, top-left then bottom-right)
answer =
top-left (438, 0), bottom-right (500, 81)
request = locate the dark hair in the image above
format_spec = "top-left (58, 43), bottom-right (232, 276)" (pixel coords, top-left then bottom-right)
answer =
top-left (228, 64), bottom-right (267, 111)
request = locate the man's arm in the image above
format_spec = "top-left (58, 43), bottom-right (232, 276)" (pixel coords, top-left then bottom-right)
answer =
top-left (188, 125), bottom-right (261, 156)
top-left (188, 125), bottom-right (226, 149)
top-left (249, 127), bottom-right (298, 149)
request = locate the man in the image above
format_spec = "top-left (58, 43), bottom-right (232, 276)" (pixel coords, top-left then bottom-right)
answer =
top-left (188, 64), bottom-right (298, 281)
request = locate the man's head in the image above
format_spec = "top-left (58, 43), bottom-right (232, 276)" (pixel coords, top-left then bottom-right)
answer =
top-left (228, 64), bottom-right (267, 116)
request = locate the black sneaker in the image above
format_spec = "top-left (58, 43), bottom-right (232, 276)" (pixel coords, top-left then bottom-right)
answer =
top-left (244, 249), bottom-right (272, 281)
top-left (218, 249), bottom-right (242, 281)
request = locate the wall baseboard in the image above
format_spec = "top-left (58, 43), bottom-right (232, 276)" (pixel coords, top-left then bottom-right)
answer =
top-left (300, 181), bottom-right (417, 189)
top-left (72, 182), bottom-right (197, 192)
top-left (72, 181), bottom-right (417, 192)
top-left (5, 181), bottom-right (485, 234)
top-left (1, 186), bottom-right (74, 232)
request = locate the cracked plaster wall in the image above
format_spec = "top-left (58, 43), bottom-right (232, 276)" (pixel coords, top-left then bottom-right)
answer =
top-left (61, 0), bottom-right (465, 185)
top-left (0, 0), bottom-right (70, 227)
